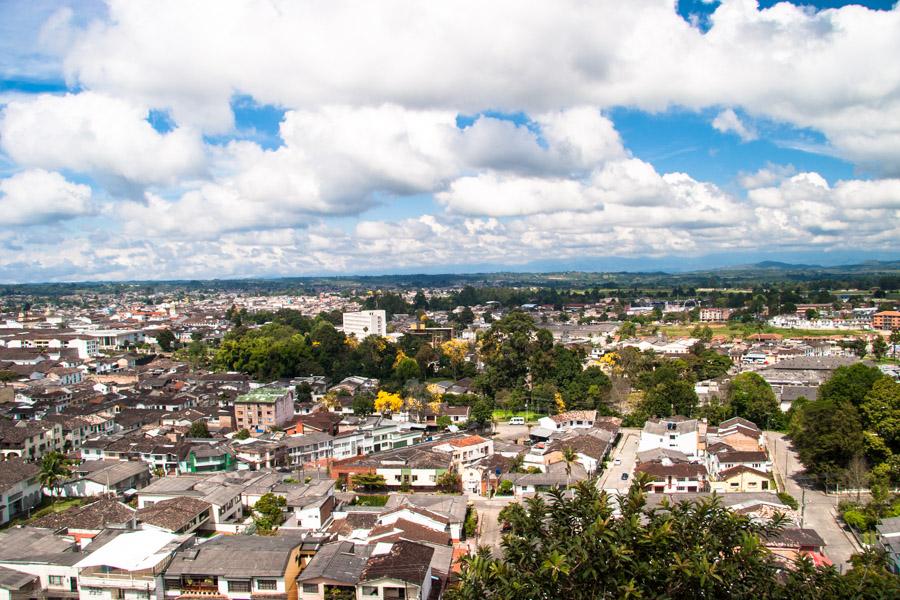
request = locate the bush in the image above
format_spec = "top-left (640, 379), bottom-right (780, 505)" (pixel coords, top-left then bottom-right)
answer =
top-left (351, 494), bottom-right (389, 507)
top-left (496, 480), bottom-right (514, 496)
top-left (842, 509), bottom-right (869, 532)
top-left (777, 492), bottom-right (799, 510)
top-left (464, 506), bottom-right (478, 538)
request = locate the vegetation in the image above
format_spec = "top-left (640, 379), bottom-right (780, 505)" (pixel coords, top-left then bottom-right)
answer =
top-left (187, 421), bottom-right (211, 438)
top-left (436, 470), bottom-right (462, 493)
top-left (251, 493), bottom-right (286, 535)
top-left (39, 452), bottom-right (72, 495)
top-left (777, 492), bottom-right (799, 510)
top-left (350, 473), bottom-right (387, 492)
top-left (350, 494), bottom-right (389, 507)
top-left (791, 364), bottom-right (900, 486)
top-left (464, 506), bottom-right (478, 538)
top-left (448, 476), bottom-right (900, 599)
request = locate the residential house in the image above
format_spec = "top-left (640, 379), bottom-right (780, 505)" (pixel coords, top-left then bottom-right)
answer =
top-left (296, 541), bottom-right (373, 600)
top-left (163, 535), bottom-right (306, 600)
top-left (75, 530), bottom-right (193, 600)
top-left (876, 516), bottom-right (900, 574)
top-left (538, 410), bottom-right (598, 433)
top-left (358, 541), bottom-right (436, 600)
top-left (137, 475), bottom-right (244, 533)
top-left (638, 416), bottom-right (701, 458)
top-left (0, 458), bottom-right (41, 525)
top-left (431, 435), bottom-right (493, 466)
top-left (0, 527), bottom-right (87, 598)
top-left (137, 497), bottom-right (212, 534)
top-left (709, 465), bottom-right (773, 493)
top-left (635, 461), bottom-right (709, 493)
top-left (55, 460), bottom-right (151, 498)
top-left (285, 433), bottom-right (334, 467)
top-left (0, 420), bottom-right (65, 460)
top-left (30, 496), bottom-right (137, 543)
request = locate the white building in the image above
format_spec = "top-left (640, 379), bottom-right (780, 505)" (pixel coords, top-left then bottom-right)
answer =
top-left (638, 416), bottom-right (701, 458)
top-left (341, 310), bottom-right (386, 339)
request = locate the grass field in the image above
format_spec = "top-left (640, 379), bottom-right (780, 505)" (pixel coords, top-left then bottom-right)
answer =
top-left (492, 409), bottom-right (542, 423)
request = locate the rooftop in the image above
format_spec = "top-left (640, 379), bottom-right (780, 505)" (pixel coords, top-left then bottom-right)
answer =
top-left (235, 387), bottom-right (291, 405)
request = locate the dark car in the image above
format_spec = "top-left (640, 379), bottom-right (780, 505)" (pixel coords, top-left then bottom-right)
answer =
top-left (621, 472), bottom-right (629, 480)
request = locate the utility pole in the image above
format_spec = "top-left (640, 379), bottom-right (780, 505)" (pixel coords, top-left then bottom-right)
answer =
top-left (800, 488), bottom-right (806, 528)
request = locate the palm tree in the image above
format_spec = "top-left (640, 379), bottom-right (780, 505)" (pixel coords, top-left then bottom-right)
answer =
top-left (510, 452), bottom-right (525, 473)
top-left (39, 452), bottom-right (72, 497)
top-left (562, 447), bottom-right (577, 488)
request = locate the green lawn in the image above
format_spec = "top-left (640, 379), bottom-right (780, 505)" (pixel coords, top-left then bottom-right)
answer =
top-left (659, 323), bottom-right (870, 340)
top-left (492, 409), bottom-right (542, 423)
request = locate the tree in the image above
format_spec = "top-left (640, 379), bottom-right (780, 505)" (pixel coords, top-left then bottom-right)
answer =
top-left (642, 380), bottom-right (698, 418)
top-left (727, 372), bottom-right (783, 429)
top-left (468, 398), bottom-right (494, 429)
top-left (39, 451), bottom-right (72, 496)
top-left (187, 421), bottom-right (211, 438)
top-left (0, 370), bottom-right (17, 385)
top-left (374, 390), bottom-right (404, 414)
top-left (617, 321), bottom-right (637, 338)
top-left (157, 329), bottom-right (177, 352)
top-left (350, 473), bottom-right (386, 492)
top-left (562, 446), bottom-right (577, 487)
top-left (436, 470), bottom-right (462, 493)
top-left (393, 356), bottom-right (421, 383)
top-left (890, 329), bottom-right (900, 358)
top-left (872, 336), bottom-right (888, 359)
top-left (449, 477), bottom-right (900, 599)
top-left (441, 339), bottom-right (469, 379)
top-left (234, 428), bottom-right (251, 440)
top-left (792, 398), bottom-right (865, 483)
top-left (252, 492), bottom-right (286, 535)
top-left (818, 363), bottom-right (883, 407)
top-left (352, 393), bottom-right (375, 416)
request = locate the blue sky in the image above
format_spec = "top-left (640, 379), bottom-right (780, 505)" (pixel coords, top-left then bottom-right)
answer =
top-left (0, 0), bottom-right (898, 281)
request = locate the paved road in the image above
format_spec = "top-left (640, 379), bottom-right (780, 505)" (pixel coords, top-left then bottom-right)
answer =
top-left (598, 428), bottom-right (640, 492)
top-left (468, 495), bottom-right (517, 555)
top-left (767, 431), bottom-right (861, 571)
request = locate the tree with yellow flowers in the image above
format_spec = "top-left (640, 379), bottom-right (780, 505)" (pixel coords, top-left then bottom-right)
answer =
top-left (374, 390), bottom-right (404, 414)
top-left (441, 339), bottom-right (469, 379)
top-left (554, 391), bottom-right (567, 415)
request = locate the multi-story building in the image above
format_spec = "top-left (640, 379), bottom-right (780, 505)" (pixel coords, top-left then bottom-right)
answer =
top-left (234, 387), bottom-right (294, 432)
top-left (638, 416), bottom-right (701, 458)
top-left (873, 311), bottom-right (900, 331)
top-left (341, 310), bottom-right (386, 339)
top-left (699, 307), bottom-right (733, 322)
top-left (0, 420), bottom-right (65, 460)
top-left (0, 459), bottom-right (41, 525)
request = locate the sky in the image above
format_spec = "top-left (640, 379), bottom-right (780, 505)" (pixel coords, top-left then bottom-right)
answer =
top-left (0, 0), bottom-right (899, 282)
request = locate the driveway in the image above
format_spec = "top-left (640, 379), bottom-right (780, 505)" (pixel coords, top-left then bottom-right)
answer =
top-left (767, 431), bottom-right (862, 571)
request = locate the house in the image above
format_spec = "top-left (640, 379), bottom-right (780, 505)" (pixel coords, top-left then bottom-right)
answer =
top-left (163, 535), bottom-right (306, 600)
top-left (331, 440), bottom-right (453, 492)
top-left (75, 530), bottom-right (193, 600)
top-left (431, 435), bottom-right (493, 466)
top-left (178, 443), bottom-right (236, 474)
top-left (358, 540), bottom-right (436, 600)
top-left (137, 497), bottom-right (212, 534)
top-left (635, 461), bottom-right (709, 493)
top-left (762, 528), bottom-right (829, 567)
top-left (876, 516), bottom-right (900, 574)
top-left (0, 458), bottom-right (41, 525)
top-left (707, 417), bottom-right (764, 452)
top-left (709, 465), bottom-right (773, 493)
top-left (281, 480), bottom-right (337, 530)
top-left (545, 428), bottom-right (615, 475)
top-left (0, 565), bottom-right (39, 600)
top-left (30, 496), bottom-right (137, 542)
top-left (0, 527), bottom-right (87, 597)
top-left (538, 410), bottom-right (597, 432)
top-left (708, 447), bottom-right (771, 475)
top-left (234, 386), bottom-right (295, 432)
top-left (383, 494), bottom-right (468, 542)
top-left (285, 432), bottom-right (334, 466)
top-left (297, 541), bottom-right (374, 600)
top-left (638, 416), bottom-right (701, 458)
top-left (55, 460), bottom-right (151, 498)
top-left (0, 420), bottom-right (65, 460)
top-left (136, 475), bottom-right (244, 533)
top-left (502, 460), bottom-right (589, 497)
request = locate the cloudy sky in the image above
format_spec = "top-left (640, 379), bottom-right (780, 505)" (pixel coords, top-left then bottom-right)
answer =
top-left (0, 0), bottom-right (899, 282)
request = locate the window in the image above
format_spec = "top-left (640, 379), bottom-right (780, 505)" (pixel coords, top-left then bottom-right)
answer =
top-left (669, 434), bottom-right (676, 440)
top-left (257, 580), bottom-right (277, 591)
top-left (49, 576), bottom-right (65, 586)
top-left (228, 581), bottom-right (251, 593)
top-left (302, 583), bottom-right (319, 594)
top-left (362, 586), bottom-right (379, 596)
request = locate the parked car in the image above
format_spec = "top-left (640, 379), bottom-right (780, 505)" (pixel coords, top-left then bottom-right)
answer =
top-left (613, 458), bottom-right (621, 466)
top-left (621, 473), bottom-right (629, 480)
top-left (508, 416), bottom-right (525, 425)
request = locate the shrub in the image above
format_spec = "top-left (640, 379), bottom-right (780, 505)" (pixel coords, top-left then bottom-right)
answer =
top-left (777, 492), bottom-right (799, 510)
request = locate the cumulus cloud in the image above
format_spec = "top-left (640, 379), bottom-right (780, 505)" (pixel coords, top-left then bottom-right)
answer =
top-left (51, 0), bottom-right (900, 171)
top-left (712, 108), bottom-right (757, 141)
top-left (0, 169), bottom-right (93, 226)
top-left (0, 92), bottom-right (205, 186)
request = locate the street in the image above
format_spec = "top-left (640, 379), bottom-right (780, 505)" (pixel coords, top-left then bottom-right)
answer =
top-left (598, 427), bottom-right (640, 492)
top-left (469, 494), bottom-right (517, 556)
top-left (767, 431), bottom-right (861, 571)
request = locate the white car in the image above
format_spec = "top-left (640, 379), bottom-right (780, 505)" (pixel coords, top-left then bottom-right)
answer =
top-left (508, 416), bottom-right (525, 425)
top-left (613, 458), bottom-right (622, 466)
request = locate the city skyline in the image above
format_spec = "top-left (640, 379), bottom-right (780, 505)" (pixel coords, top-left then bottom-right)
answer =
top-left (1, 0), bottom-right (899, 282)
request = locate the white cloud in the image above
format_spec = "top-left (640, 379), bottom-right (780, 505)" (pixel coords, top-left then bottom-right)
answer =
top-left (51, 0), bottom-right (900, 171)
top-left (712, 108), bottom-right (757, 141)
top-left (0, 169), bottom-right (93, 226)
top-left (0, 92), bottom-right (205, 186)
top-left (738, 163), bottom-right (796, 189)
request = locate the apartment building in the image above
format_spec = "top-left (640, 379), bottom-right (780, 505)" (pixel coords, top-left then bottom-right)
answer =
top-left (234, 387), bottom-right (294, 432)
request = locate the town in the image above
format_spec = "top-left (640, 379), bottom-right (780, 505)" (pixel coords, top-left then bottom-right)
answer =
top-left (0, 271), bottom-right (898, 598)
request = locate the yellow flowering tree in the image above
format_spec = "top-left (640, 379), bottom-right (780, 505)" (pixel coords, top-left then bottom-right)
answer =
top-left (441, 339), bottom-right (469, 379)
top-left (374, 390), bottom-right (404, 414)
top-left (554, 392), bottom-right (567, 415)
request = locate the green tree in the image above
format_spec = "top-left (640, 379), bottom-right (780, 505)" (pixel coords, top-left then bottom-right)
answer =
top-left (818, 363), bottom-right (883, 407)
top-left (234, 428), bottom-right (251, 440)
top-left (448, 477), bottom-right (900, 599)
top-left (252, 492), bottom-right (286, 535)
top-left (890, 329), bottom-right (900, 358)
top-left (393, 356), bottom-right (421, 383)
top-left (39, 451), bottom-right (72, 496)
top-left (436, 470), bottom-right (462, 493)
top-left (467, 398), bottom-right (494, 429)
top-left (352, 393), bottom-right (375, 416)
top-left (187, 421), bottom-right (211, 438)
top-left (157, 329), bottom-right (177, 352)
top-left (792, 398), bottom-right (865, 483)
top-left (728, 372), bottom-right (783, 429)
top-left (642, 380), bottom-right (698, 418)
top-left (872, 336), bottom-right (888, 359)
top-left (351, 473), bottom-right (387, 492)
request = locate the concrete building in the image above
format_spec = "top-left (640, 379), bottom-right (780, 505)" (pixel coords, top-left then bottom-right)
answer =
top-left (234, 387), bottom-right (294, 432)
top-left (341, 311), bottom-right (386, 339)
